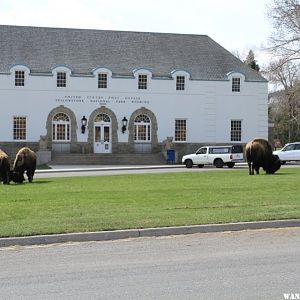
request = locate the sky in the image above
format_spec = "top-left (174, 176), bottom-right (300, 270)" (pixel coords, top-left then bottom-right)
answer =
top-left (0, 0), bottom-right (274, 67)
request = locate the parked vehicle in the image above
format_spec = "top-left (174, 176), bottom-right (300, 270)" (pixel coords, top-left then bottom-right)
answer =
top-left (182, 145), bottom-right (244, 168)
top-left (273, 142), bottom-right (300, 164)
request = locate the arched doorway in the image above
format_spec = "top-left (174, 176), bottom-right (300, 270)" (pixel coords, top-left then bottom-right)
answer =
top-left (94, 113), bottom-right (111, 153)
top-left (87, 106), bottom-right (118, 154)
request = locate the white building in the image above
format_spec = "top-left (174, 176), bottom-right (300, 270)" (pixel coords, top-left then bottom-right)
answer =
top-left (0, 25), bottom-right (268, 163)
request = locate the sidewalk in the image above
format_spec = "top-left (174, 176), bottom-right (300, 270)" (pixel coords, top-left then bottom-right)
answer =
top-left (38, 163), bottom-right (248, 173)
top-left (1, 219), bottom-right (300, 248)
top-left (37, 164), bottom-right (186, 173)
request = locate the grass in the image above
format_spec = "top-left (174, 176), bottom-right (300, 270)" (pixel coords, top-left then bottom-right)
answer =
top-left (0, 168), bottom-right (299, 237)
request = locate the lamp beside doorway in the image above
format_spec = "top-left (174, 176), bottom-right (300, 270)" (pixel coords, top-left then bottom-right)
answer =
top-left (122, 116), bottom-right (128, 133)
top-left (81, 116), bottom-right (87, 134)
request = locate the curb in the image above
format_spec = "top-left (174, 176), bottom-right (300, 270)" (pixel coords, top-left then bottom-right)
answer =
top-left (1, 219), bottom-right (300, 248)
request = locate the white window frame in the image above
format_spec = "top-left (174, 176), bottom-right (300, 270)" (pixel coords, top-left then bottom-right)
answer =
top-left (15, 70), bottom-right (25, 87)
top-left (57, 72), bottom-right (67, 87)
top-left (98, 73), bottom-right (108, 89)
top-left (174, 119), bottom-right (187, 142)
top-left (230, 119), bottom-right (242, 142)
top-left (52, 113), bottom-right (71, 141)
top-left (13, 116), bottom-right (27, 140)
top-left (176, 76), bottom-right (185, 90)
top-left (232, 77), bottom-right (241, 92)
top-left (134, 114), bottom-right (151, 142)
top-left (138, 74), bottom-right (148, 90)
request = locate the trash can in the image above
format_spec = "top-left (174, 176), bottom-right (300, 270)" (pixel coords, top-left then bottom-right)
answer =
top-left (167, 149), bottom-right (175, 164)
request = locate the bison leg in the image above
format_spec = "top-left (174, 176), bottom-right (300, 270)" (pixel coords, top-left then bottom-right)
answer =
top-left (3, 171), bottom-right (10, 184)
top-left (248, 162), bottom-right (252, 175)
top-left (248, 162), bottom-right (255, 175)
top-left (252, 162), bottom-right (260, 175)
top-left (26, 170), bottom-right (34, 183)
top-left (1, 171), bottom-right (9, 184)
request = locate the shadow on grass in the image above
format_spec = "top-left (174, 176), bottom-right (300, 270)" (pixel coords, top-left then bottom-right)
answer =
top-left (31, 180), bottom-right (52, 184)
top-left (8, 180), bottom-right (52, 185)
top-left (245, 172), bottom-right (292, 176)
top-left (272, 172), bottom-right (294, 176)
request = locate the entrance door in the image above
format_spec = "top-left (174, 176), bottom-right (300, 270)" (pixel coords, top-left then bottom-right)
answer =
top-left (94, 124), bottom-right (111, 153)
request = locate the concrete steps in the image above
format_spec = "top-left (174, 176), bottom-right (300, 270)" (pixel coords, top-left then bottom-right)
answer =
top-left (50, 152), bottom-right (167, 165)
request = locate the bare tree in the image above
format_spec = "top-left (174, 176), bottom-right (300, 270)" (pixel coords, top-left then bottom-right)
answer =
top-left (265, 60), bottom-right (300, 142)
top-left (265, 59), bottom-right (299, 89)
top-left (267, 0), bottom-right (300, 63)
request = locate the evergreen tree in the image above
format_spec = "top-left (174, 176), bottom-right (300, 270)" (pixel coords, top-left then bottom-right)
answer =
top-left (245, 50), bottom-right (260, 72)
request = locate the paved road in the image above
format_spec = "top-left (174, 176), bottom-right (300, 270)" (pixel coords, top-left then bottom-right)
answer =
top-left (1, 227), bottom-right (299, 299)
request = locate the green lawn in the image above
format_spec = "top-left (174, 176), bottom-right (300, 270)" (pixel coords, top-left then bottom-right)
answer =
top-left (0, 168), bottom-right (299, 237)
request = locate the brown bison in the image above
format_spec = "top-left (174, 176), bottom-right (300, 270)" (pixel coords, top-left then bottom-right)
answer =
top-left (0, 149), bottom-right (10, 184)
top-left (12, 147), bottom-right (37, 183)
top-left (245, 138), bottom-right (281, 175)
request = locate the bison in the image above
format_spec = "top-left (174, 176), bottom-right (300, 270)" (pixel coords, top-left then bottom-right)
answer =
top-left (0, 149), bottom-right (10, 184)
top-left (245, 138), bottom-right (281, 175)
top-left (13, 147), bottom-right (37, 183)
top-left (10, 170), bottom-right (25, 184)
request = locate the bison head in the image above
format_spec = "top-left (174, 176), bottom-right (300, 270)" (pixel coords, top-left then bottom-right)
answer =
top-left (264, 155), bottom-right (281, 174)
top-left (10, 171), bottom-right (25, 183)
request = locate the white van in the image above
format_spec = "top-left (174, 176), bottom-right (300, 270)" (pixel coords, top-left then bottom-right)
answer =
top-left (182, 145), bottom-right (244, 168)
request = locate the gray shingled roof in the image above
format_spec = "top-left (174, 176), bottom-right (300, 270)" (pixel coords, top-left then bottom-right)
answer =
top-left (0, 25), bottom-right (266, 81)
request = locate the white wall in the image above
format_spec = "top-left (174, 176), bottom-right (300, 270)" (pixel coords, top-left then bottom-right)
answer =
top-left (0, 67), bottom-right (268, 144)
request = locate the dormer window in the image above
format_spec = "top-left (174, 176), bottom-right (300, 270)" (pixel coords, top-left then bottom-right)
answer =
top-left (98, 73), bottom-right (107, 88)
top-left (138, 75), bottom-right (147, 90)
top-left (57, 72), bottom-right (66, 87)
top-left (176, 76), bottom-right (185, 90)
top-left (15, 70), bottom-right (25, 86)
top-left (232, 77), bottom-right (241, 92)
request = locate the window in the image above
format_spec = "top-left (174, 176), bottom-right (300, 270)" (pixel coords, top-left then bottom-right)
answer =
top-left (15, 70), bottom-right (25, 86)
top-left (283, 144), bottom-right (296, 151)
top-left (138, 75), bottom-right (147, 89)
top-left (176, 76), bottom-right (185, 90)
top-left (134, 114), bottom-right (151, 141)
top-left (232, 77), bottom-right (241, 92)
top-left (231, 120), bottom-right (242, 141)
top-left (52, 113), bottom-right (70, 141)
top-left (57, 72), bottom-right (66, 87)
top-left (196, 147), bottom-right (207, 155)
top-left (175, 119), bottom-right (187, 141)
top-left (94, 113), bottom-right (110, 123)
top-left (13, 117), bottom-right (27, 140)
top-left (209, 147), bottom-right (230, 154)
top-left (98, 73), bottom-right (107, 88)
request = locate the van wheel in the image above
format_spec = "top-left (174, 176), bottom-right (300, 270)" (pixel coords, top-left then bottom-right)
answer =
top-left (185, 160), bottom-right (193, 168)
top-left (227, 162), bottom-right (235, 168)
top-left (214, 159), bottom-right (224, 168)
top-left (198, 164), bottom-right (204, 168)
